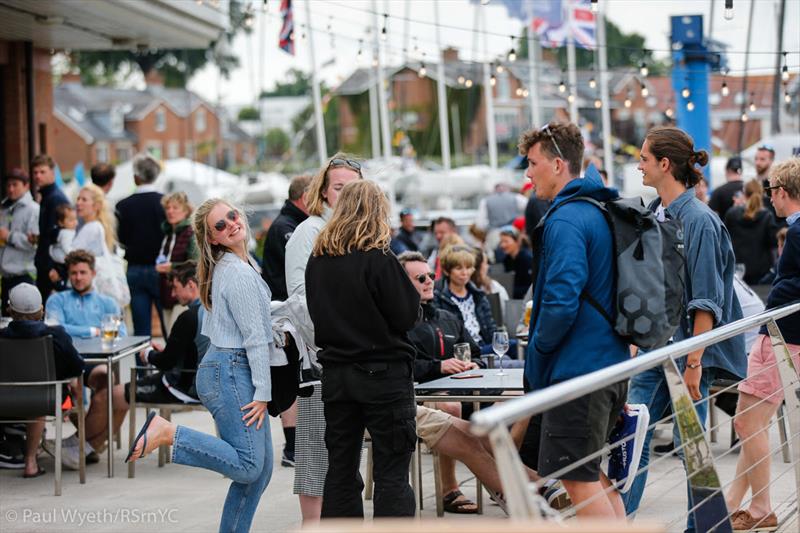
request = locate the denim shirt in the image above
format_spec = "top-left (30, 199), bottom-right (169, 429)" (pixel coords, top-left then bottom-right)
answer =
top-left (660, 188), bottom-right (747, 378)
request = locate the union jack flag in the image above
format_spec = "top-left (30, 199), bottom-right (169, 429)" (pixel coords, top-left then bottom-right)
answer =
top-left (279, 0), bottom-right (294, 56)
top-left (532, 0), bottom-right (596, 49)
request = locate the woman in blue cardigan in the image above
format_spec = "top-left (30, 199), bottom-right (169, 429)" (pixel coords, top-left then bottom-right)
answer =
top-left (127, 198), bottom-right (274, 533)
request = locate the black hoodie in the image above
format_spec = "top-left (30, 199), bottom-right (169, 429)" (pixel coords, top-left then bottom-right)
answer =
top-left (724, 206), bottom-right (778, 285)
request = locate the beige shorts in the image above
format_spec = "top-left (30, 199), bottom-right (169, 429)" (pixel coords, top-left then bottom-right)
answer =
top-left (415, 404), bottom-right (454, 448)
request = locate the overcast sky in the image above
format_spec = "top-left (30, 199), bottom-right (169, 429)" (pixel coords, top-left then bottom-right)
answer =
top-left (187, 0), bottom-right (800, 107)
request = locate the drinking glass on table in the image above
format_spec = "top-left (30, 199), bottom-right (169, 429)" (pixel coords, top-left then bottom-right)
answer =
top-left (101, 314), bottom-right (119, 348)
top-left (453, 343), bottom-right (471, 364)
top-left (492, 329), bottom-right (510, 376)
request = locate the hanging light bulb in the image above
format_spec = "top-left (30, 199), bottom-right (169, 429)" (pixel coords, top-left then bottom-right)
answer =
top-left (465, 79), bottom-right (473, 88)
top-left (721, 81), bottom-right (729, 97)
top-left (681, 86), bottom-right (691, 99)
top-left (457, 75), bottom-right (465, 85)
top-left (490, 74), bottom-right (497, 86)
top-left (357, 40), bottom-right (363, 60)
top-left (243, 6), bottom-right (255, 28)
top-left (522, 89), bottom-right (529, 97)
top-left (785, 91), bottom-right (792, 104)
top-left (515, 87), bottom-right (523, 96)
top-left (262, 0), bottom-right (268, 12)
top-left (782, 53), bottom-right (790, 81)
top-left (567, 93), bottom-right (575, 103)
top-left (381, 14), bottom-right (388, 41)
top-left (686, 101), bottom-right (695, 111)
top-left (589, 77), bottom-right (596, 89)
top-left (665, 107), bottom-right (674, 118)
top-left (372, 57), bottom-right (379, 68)
top-left (419, 64), bottom-right (426, 77)
top-left (559, 79), bottom-right (566, 93)
top-left (741, 112), bottom-right (749, 122)
top-left (640, 83), bottom-right (649, 97)
top-left (639, 62), bottom-right (649, 77)
top-left (591, 0), bottom-right (598, 13)
top-left (749, 101), bottom-right (757, 112)
top-left (624, 95), bottom-right (632, 108)
top-left (496, 64), bottom-right (504, 74)
top-left (507, 35), bottom-right (516, 62)
top-left (594, 98), bottom-right (602, 109)
top-left (724, 0), bottom-right (734, 20)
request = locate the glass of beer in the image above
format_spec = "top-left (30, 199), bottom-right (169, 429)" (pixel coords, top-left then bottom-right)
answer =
top-left (101, 314), bottom-right (119, 349)
top-left (454, 343), bottom-right (471, 364)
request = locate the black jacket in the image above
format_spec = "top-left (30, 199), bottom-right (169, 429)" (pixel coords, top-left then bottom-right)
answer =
top-left (34, 183), bottom-right (70, 273)
top-left (759, 219), bottom-right (800, 344)
top-left (433, 280), bottom-right (497, 345)
top-left (503, 247), bottom-right (534, 299)
top-left (0, 320), bottom-right (84, 379)
top-left (116, 191), bottom-right (165, 265)
top-left (390, 228), bottom-right (420, 254)
top-left (306, 248), bottom-right (421, 365)
top-left (262, 200), bottom-right (308, 301)
top-left (146, 300), bottom-right (207, 397)
top-left (409, 302), bottom-right (480, 383)
top-left (708, 180), bottom-right (744, 221)
top-left (725, 207), bottom-right (778, 285)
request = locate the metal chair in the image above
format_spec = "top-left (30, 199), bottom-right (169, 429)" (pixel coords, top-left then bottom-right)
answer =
top-left (486, 292), bottom-right (503, 325)
top-left (0, 336), bottom-right (86, 495)
top-left (127, 366), bottom-right (209, 478)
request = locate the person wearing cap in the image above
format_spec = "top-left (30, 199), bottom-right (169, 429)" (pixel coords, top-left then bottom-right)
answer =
top-left (498, 225), bottom-right (534, 299)
top-left (0, 168), bottom-right (40, 314)
top-left (390, 208), bottom-right (421, 255)
top-left (476, 183), bottom-right (527, 261)
top-left (0, 283), bottom-right (84, 478)
top-left (709, 156), bottom-right (744, 220)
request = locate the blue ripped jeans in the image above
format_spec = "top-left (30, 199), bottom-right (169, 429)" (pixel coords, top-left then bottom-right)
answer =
top-left (172, 347), bottom-right (273, 533)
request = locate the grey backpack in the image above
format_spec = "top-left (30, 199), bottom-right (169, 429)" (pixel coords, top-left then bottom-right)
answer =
top-left (545, 196), bottom-right (686, 349)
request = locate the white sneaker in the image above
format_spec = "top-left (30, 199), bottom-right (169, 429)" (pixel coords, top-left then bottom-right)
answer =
top-left (42, 436), bottom-right (93, 471)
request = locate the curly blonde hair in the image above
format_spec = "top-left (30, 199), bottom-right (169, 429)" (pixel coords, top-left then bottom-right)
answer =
top-left (312, 181), bottom-right (391, 257)
top-left (771, 157), bottom-right (800, 200)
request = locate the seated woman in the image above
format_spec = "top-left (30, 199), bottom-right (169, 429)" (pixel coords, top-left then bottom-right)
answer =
top-left (497, 225), bottom-right (533, 299)
top-left (471, 248), bottom-right (509, 314)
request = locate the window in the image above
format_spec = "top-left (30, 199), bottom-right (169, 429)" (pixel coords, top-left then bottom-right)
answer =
top-left (185, 141), bottom-right (194, 160)
top-left (115, 146), bottom-right (131, 163)
top-left (95, 143), bottom-right (109, 163)
top-left (146, 141), bottom-right (162, 160)
top-left (155, 108), bottom-right (166, 132)
top-left (497, 73), bottom-right (511, 100)
top-left (195, 108), bottom-right (206, 132)
top-left (167, 141), bottom-right (180, 159)
top-left (110, 104), bottom-right (124, 133)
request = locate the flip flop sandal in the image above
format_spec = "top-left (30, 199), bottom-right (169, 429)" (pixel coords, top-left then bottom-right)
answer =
top-left (443, 489), bottom-right (479, 514)
top-left (23, 467), bottom-right (46, 478)
top-left (125, 411), bottom-right (156, 463)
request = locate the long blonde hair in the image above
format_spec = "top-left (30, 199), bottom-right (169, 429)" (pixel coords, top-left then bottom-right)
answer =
top-left (193, 198), bottom-right (251, 310)
top-left (79, 183), bottom-right (116, 250)
top-left (743, 179), bottom-right (764, 220)
top-left (312, 181), bottom-right (392, 257)
top-left (305, 152), bottom-right (363, 216)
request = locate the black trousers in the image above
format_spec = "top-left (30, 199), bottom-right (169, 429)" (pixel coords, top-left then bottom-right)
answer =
top-left (320, 359), bottom-right (416, 518)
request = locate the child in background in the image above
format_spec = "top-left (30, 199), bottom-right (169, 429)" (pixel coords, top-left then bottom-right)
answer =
top-left (48, 204), bottom-right (77, 291)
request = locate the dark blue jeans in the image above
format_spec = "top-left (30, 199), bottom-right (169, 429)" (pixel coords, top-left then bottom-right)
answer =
top-left (126, 264), bottom-right (164, 336)
top-left (623, 364), bottom-right (713, 533)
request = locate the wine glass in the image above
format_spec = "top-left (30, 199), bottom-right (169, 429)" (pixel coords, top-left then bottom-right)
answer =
top-left (454, 343), bottom-right (471, 364)
top-left (492, 329), bottom-right (510, 376)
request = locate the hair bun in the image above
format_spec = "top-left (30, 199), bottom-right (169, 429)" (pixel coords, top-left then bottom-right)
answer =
top-left (692, 150), bottom-right (709, 167)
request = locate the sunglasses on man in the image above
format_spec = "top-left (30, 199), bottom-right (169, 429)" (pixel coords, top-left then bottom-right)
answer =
top-left (764, 184), bottom-right (783, 198)
top-left (413, 272), bottom-right (435, 284)
top-left (212, 209), bottom-right (239, 233)
top-left (327, 158), bottom-right (363, 175)
top-left (540, 124), bottom-right (566, 160)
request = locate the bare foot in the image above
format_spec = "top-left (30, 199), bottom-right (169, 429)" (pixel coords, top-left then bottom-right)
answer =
top-left (129, 416), bottom-right (176, 462)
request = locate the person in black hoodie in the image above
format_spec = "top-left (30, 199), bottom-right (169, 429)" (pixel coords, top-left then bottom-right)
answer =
top-left (31, 155), bottom-right (69, 302)
top-left (0, 283), bottom-right (84, 478)
top-left (306, 180), bottom-right (420, 518)
top-left (724, 179), bottom-right (778, 285)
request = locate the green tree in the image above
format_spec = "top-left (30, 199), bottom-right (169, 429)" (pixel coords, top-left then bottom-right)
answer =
top-left (259, 68), bottom-right (314, 98)
top-left (71, 0), bottom-right (249, 88)
top-left (264, 128), bottom-right (290, 158)
top-left (237, 106), bottom-right (260, 121)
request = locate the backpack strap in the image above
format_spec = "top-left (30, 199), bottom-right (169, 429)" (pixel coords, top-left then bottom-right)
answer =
top-left (536, 196), bottom-right (616, 330)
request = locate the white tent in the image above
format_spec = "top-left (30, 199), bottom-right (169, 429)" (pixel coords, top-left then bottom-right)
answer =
top-left (106, 158), bottom-right (245, 206)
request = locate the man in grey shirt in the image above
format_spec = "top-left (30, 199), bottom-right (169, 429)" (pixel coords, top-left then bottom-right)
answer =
top-left (0, 168), bottom-right (40, 313)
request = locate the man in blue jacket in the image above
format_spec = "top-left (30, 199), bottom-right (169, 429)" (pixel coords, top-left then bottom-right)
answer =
top-left (31, 154), bottom-right (69, 302)
top-left (520, 122), bottom-right (629, 519)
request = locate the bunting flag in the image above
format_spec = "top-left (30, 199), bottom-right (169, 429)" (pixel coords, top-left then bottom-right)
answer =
top-left (74, 161), bottom-right (86, 186)
top-left (279, 0), bottom-right (294, 56)
top-left (532, 0), bottom-right (596, 49)
top-left (54, 164), bottom-right (65, 189)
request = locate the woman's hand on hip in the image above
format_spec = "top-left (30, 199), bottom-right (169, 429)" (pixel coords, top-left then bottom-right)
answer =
top-left (241, 400), bottom-right (268, 430)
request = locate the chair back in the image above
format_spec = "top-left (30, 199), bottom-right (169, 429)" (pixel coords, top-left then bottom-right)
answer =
top-left (486, 292), bottom-right (503, 325)
top-left (0, 336), bottom-right (58, 418)
top-left (492, 271), bottom-right (515, 295)
top-left (503, 299), bottom-right (525, 335)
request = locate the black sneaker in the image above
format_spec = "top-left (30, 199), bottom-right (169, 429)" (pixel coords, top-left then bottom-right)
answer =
top-left (653, 441), bottom-right (675, 455)
top-left (0, 439), bottom-right (24, 469)
top-left (281, 448), bottom-right (295, 467)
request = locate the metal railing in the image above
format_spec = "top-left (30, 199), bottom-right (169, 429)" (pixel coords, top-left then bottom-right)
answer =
top-left (470, 302), bottom-right (800, 531)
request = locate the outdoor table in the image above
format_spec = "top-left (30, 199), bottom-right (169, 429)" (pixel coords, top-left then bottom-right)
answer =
top-left (414, 368), bottom-right (524, 514)
top-left (73, 335), bottom-right (150, 477)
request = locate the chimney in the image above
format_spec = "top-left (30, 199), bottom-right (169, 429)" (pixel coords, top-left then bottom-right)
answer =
top-left (144, 69), bottom-right (164, 87)
top-left (443, 47), bottom-right (459, 63)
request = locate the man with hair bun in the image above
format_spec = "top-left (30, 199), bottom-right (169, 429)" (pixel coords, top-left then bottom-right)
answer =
top-left (624, 127), bottom-right (746, 532)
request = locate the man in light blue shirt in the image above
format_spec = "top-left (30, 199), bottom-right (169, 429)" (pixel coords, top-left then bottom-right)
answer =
top-left (45, 250), bottom-right (127, 339)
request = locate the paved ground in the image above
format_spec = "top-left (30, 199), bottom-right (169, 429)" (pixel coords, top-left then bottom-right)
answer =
top-left (1, 382), bottom-right (797, 532)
